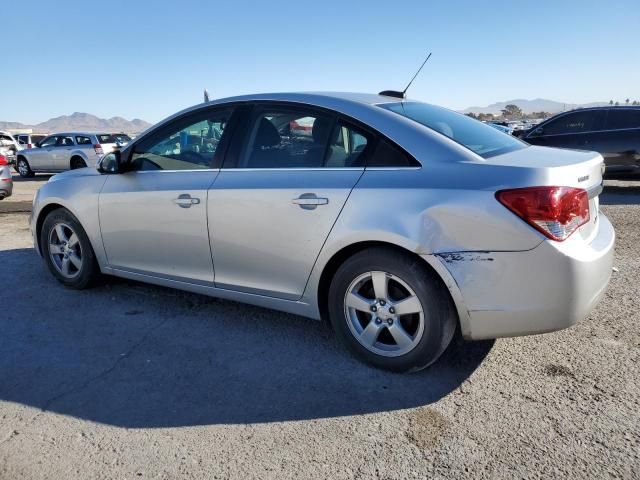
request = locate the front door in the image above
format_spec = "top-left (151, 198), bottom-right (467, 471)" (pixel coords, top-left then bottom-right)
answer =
top-left (29, 135), bottom-right (58, 170)
top-left (209, 104), bottom-right (371, 300)
top-left (52, 135), bottom-right (75, 170)
top-left (99, 107), bottom-right (234, 284)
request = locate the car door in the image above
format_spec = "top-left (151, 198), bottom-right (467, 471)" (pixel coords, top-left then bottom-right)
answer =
top-left (29, 135), bottom-right (58, 170)
top-left (525, 110), bottom-right (606, 150)
top-left (208, 104), bottom-right (371, 300)
top-left (597, 108), bottom-right (640, 173)
top-left (99, 106), bottom-right (235, 284)
top-left (52, 135), bottom-right (75, 170)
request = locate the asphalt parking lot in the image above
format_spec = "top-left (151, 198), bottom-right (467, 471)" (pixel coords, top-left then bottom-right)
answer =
top-left (1, 175), bottom-right (638, 479)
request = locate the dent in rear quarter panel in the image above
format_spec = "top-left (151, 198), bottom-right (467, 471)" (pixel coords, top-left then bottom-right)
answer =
top-left (34, 174), bottom-right (109, 269)
top-left (301, 166), bottom-right (544, 316)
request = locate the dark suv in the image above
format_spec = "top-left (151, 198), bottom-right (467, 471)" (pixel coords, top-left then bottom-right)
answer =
top-left (522, 106), bottom-right (640, 178)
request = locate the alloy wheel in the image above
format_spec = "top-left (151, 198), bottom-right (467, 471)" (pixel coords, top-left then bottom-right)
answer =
top-left (343, 271), bottom-right (425, 357)
top-left (18, 160), bottom-right (29, 176)
top-left (48, 223), bottom-right (83, 278)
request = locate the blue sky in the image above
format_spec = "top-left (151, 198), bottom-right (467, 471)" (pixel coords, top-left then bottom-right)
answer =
top-left (4, 0), bottom-right (639, 124)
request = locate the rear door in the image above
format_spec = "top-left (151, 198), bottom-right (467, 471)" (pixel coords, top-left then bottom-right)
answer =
top-left (99, 106), bottom-right (234, 283)
top-left (208, 103), bottom-right (371, 300)
top-left (599, 108), bottom-right (640, 173)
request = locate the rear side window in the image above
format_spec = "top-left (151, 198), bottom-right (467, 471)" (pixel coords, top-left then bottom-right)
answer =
top-left (605, 109), bottom-right (640, 130)
top-left (368, 139), bottom-right (418, 167)
top-left (541, 110), bottom-right (606, 135)
top-left (75, 136), bottom-right (92, 145)
top-left (239, 108), bottom-right (335, 168)
top-left (96, 134), bottom-right (117, 144)
top-left (380, 102), bottom-right (525, 158)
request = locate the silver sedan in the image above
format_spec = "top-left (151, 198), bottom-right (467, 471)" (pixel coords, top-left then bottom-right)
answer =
top-left (30, 92), bottom-right (615, 372)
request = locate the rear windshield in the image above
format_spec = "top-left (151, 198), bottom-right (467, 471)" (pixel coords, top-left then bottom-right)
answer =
top-left (380, 102), bottom-right (526, 158)
top-left (96, 133), bottom-right (131, 144)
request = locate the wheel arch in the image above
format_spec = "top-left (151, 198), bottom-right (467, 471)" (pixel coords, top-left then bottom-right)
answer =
top-left (315, 240), bottom-right (468, 332)
top-left (35, 201), bottom-right (104, 270)
top-left (69, 154), bottom-right (88, 169)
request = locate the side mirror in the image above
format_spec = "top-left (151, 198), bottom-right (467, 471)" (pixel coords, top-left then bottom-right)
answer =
top-left (97, 150), bottom-right (122, 174)
top-left (530, 127), bottom-right (544, 137)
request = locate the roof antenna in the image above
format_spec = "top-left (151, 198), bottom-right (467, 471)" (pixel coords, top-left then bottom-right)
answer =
top-left (204, 89), bottom-right (210, 103)
top-left (379, 52), bottom-right (432, 99)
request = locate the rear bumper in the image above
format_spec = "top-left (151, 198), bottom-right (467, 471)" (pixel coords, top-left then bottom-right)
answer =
top-left (435, 213), bottom-right (615, 340)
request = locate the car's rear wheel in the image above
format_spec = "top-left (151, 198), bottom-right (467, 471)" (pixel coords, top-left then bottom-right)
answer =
top-left (70, 157), bottom-right (87, 170)
top-left (16, 157), bottom-right (34, 178)
top-left (40, 208), bottom-right (100, 289)
top-left (328, 247), bottom-right (456, 372)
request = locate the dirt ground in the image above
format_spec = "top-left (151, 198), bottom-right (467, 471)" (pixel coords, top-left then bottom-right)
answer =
top-left (0, 175), bottom-right (638, 479)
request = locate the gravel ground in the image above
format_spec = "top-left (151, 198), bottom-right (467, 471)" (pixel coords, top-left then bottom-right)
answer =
top-left (0, 177), bottom-right (638, 479)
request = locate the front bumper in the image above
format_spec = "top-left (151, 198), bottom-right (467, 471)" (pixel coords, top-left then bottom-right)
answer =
top-left (436, 213), bottom-right (615, 340)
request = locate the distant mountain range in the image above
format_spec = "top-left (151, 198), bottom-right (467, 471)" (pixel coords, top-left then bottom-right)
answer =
top-left (461, 98), bottom-right (609, 115)
top-left (0, 112), bottom-right (152, 134)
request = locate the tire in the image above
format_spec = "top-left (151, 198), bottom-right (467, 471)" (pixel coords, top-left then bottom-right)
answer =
top-left (70, 157), bottom-right (87, 170)
top-left (40, 208), bottom-right (100, 289)
top-left (16, 157), bottom-right (34, 178)
top-left (328, 247), bottom-right (457, 372)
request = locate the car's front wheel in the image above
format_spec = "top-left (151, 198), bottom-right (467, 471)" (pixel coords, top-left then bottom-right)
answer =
top-left (328, 247), bottom-right (456, 372)
top-left (16, 157), bottom-right (34, 178)
top-left (40, 208), bottom-right (100, 289)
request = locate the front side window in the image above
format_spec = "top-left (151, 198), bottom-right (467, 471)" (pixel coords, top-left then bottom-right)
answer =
top-left (540, 110), bottom-right (606, 135)
top-left (380, 102), bottom-right (525, 158)
top-left (605, 109), bottom-right (640, 130)
top-left (131, 109), bottom-right (231, 171)
top-left (56, 136), bottom-right (75, 146)
top-left (39, 136), bottom-right (58, 148)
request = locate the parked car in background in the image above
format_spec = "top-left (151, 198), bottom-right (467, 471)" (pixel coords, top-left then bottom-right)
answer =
top-left (0, 154), bottom-right (13, 200)
top-left (0, 131), bottom-right (21, 166)
top-left (522, 106), bottom-right (640, 178)
top-left (30, 92), bottom-right (614, 372)
top-left (15, 132), bottom-right (124, 177)
top-left (13, 133), bottom-right (47, 149)
top-left (487, 122), bottom-right (513, 135)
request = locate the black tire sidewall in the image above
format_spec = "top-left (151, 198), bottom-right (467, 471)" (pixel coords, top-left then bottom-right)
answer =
top-left (17, 158), bottom-right (33, 178)
top-left (71, 157), bottom-right (87, 169)
top-left (328, 248), bottom-right (455, 372)
top-left (40, 208), bottom-right (99, 289)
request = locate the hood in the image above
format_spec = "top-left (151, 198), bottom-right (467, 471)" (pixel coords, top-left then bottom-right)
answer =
top-left (48, 167), bottom-right (103, 183)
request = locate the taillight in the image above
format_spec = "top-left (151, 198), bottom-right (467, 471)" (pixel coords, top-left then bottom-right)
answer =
top-left (93, 144), bottom-right (104, 155)
top-left (27, 143), bottom-right (33, 149)
top-left (496, 186), bottom-right (590, 241)
top-left (0, 154), bottom-right (7, 166)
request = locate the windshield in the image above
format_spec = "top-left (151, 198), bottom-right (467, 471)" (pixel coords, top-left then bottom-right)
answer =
top-left (380, 102), bottom-right (526, 158)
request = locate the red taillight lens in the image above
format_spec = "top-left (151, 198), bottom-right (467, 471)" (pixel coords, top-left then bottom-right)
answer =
top-left (0, 154), bottom-right (8, 166)
top-left (93, 144), bottom-right (104, 155)
top-left (496, 186), bottom-right (590, 241)
top-left (27, 143), bottom-right (33, 149)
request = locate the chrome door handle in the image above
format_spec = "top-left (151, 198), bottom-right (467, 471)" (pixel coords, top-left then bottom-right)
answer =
top-left (292, 193), bottom-right (329, 210)
top-left (173, 194), bottom-right (201, 208)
